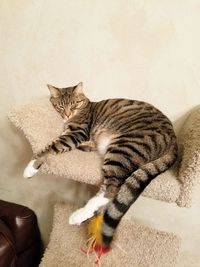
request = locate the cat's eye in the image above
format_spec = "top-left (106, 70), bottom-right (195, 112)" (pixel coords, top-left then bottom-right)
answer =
top-left (58, 107), bottom-right (64, 112)
top-left (71, 105), bottom-right (77, 110)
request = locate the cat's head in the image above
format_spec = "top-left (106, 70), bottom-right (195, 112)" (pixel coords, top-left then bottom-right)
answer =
top-left (47, 82), bottom-right (89, 119)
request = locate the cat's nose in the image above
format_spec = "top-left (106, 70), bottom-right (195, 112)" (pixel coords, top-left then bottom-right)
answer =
top-left (65, 110), bottom-right (71, 118)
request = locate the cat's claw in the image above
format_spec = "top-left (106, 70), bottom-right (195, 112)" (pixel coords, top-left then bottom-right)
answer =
top-left (23, 160), bottom-right (39, 179)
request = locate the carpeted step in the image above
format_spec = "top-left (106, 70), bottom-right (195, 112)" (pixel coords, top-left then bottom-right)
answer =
top-left (39, 203), bottom-right (181, 267)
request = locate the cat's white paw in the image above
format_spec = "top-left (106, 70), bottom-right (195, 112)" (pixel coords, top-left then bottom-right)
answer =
top-left (69, 207), bottom-right (94, 225)
top-left (87, 193), bottom-right (110, 210)
top-left (23, 160), bottom-right (39, 179)
top-left (68, 194), bottom-right (110, 225)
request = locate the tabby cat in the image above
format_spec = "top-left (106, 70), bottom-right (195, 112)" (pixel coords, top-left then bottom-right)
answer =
top-left (24, 82), bottom-right (178, 247)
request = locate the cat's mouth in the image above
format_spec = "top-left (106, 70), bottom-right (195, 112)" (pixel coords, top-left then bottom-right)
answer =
top-left (63, 116), bottom-right (69, 122)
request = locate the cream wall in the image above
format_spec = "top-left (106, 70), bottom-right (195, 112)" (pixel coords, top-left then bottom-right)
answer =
top-left (1, 0), bottom-right (200, 260)
top-left (1, 0), bottom-right (200, 118)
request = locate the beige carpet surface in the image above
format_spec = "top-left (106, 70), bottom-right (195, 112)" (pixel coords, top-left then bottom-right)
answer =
top-left (176, 107), bottom-right (200, 207)
top-left (39, 203), bottom-right (181, 267)
top-left (8, 98), bottom-right (200, 207)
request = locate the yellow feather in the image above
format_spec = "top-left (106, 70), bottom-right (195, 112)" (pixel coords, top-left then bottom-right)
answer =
top-left (88, 214), bottom-right (103, 245)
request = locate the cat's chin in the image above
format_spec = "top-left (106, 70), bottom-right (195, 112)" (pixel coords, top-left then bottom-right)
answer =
top-left (23, 160), bottom-right (39, 179)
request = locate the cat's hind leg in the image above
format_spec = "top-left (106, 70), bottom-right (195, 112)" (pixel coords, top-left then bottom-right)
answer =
top-left (69, 192), bottom-right (109, 225)
top-left (68, 145), bottom-right (133, 225)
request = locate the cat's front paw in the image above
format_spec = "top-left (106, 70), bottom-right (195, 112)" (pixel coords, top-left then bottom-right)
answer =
top-left (23, 159), bottom-right (40, 179)
top-left (68, 207), bottom-right (94, 225)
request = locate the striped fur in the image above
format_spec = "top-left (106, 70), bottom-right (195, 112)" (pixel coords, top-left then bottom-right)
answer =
top-left (35, 83), bottom-right (178, 247)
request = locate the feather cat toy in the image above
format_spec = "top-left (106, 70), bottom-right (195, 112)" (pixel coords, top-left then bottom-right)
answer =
top-left (83, 213), bottom-right (112, 265)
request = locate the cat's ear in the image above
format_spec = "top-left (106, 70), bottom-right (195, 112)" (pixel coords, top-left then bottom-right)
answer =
top-left (47, 84), bottom-right (61, 98)
top-left (73, 82), bottom-right (83, 95)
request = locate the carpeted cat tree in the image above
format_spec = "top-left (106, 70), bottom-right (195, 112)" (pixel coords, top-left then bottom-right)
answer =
top-left (8, 98), bottom-right (200, 267)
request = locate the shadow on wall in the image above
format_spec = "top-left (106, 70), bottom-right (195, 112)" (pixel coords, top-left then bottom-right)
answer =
top-left (0, 117), bottom-right (32, 177)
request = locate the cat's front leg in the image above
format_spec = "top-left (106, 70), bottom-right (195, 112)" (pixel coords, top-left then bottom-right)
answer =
top-left (77, 140), bottom-right (96, 152)
top-left (23, 157), bottom-right (43, 179)
top-left (23, 132), bottom-right (86, 179)
top-left (23, 143), bottom-right (56, 179)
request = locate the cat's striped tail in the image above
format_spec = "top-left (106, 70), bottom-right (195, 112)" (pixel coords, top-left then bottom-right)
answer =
top-left (101, 138), bottom-right (178, 246)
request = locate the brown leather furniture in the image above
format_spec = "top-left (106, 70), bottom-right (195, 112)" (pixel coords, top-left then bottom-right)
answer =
top-left (0, 200), bottom-right (42, 267)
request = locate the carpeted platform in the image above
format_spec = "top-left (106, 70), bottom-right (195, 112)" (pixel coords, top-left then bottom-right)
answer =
top-left (39, 203), bottom-right (181, 267)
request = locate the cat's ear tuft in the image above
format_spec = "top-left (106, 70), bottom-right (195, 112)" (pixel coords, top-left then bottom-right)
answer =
top-left (47, 84), bottom-right (61, 98)
top-left (73, 82), bottom-right (83, 95)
